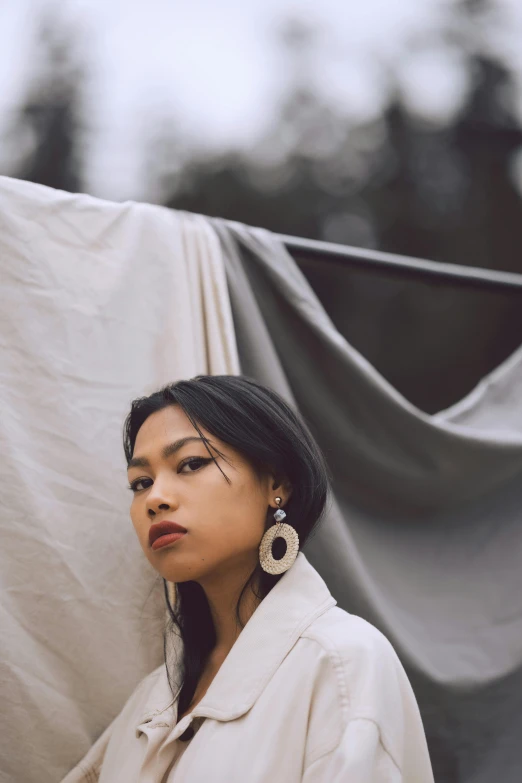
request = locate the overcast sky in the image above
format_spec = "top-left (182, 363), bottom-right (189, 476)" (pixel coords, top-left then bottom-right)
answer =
top-left (1, 0), bottom-right (522, 200)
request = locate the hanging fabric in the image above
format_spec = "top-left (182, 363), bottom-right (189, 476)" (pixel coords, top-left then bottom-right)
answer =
top-left (212, 217), bottom-right (522, 783)
top-left (0, 176), bottom-right (240, 783)
top-left (2, 171), bottom-right (521, 783)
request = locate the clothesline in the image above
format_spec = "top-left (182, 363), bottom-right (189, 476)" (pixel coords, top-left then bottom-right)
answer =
top-left (278, 233), bottom-right (522, 293)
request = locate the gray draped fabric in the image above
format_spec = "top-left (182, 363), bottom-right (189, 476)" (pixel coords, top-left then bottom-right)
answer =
top-left (212, 218), bottom-right (522, 783)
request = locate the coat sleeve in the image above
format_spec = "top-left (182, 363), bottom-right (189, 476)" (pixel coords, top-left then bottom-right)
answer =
top-left (301, 719), bottom-right (402, 783)
top-left (59, 715), bottom-right (117, 783)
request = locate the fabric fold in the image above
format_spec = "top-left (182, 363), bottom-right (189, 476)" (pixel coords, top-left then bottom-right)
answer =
top-left (0, 176), bottom-right (239, 783)
top-left (213, 217), bottom-right (522, 783)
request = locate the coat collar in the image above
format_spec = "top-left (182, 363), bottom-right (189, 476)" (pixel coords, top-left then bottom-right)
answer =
top-left (136, 551), bottom-right (337, 730)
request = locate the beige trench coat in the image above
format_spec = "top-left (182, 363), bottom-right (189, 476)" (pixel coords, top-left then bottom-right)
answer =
top-left (60, 552), bottom-right (435, 782)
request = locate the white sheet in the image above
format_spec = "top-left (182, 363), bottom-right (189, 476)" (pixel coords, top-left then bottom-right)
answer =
top-left (0, 176), bottom-right (240, 783)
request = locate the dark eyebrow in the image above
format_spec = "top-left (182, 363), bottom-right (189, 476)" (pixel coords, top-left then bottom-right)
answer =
top-left (127, 437), bottom-right (210, 470)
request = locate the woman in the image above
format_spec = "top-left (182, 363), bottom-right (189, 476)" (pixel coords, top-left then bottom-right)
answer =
top-left (62, 374), bottom-right (435, 783)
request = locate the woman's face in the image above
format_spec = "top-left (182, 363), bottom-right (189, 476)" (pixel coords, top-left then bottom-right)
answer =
top-left (127, 404), bottom-right (283, 585)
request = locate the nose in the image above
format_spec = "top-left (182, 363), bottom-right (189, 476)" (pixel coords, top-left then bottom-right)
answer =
top-left (147, 501), bottom-right (170, 518)
top-left (144, 472), bottom-right (181, 518)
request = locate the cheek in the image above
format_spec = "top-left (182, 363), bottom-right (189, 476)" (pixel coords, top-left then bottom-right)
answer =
top-left (196, 489), bottom-right (267, 545)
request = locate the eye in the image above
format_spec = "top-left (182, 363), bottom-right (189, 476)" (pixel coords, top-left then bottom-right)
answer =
top-left (127, 457), bottom-right (210, 492)
top-left (127, 477), bottom-right (152, 493)
top-left (179, 457), bottom-right (209, 473)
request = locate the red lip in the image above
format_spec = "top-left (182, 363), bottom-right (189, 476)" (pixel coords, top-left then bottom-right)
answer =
top-left (151, 532), bottom-right (186, 550)
top-left (149, 520), bottom-right (188, 546)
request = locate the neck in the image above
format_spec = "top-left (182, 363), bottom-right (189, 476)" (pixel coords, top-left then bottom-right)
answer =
top-left (198, 553), bottom-right (262, 655)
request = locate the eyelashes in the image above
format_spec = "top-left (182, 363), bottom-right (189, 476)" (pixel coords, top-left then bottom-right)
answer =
top-left (127, 457), bottom-right (211, 493)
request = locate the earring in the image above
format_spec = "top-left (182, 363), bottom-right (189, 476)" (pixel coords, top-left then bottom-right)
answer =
top-left (259, 497), bottom-right (299, 575)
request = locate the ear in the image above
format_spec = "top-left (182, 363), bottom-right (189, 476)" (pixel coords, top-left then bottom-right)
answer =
top-left (271, 474), bottom-right (293, 504)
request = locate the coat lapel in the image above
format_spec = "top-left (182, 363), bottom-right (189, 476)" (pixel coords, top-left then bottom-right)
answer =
top-left (136, 551), bottom-right (337, 732)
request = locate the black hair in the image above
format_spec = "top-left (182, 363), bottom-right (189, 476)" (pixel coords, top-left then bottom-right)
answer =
top-left (122, 374), bottom-right (332, 719)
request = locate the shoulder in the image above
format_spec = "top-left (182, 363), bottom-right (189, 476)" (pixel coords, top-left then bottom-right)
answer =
top-left (303, 605), bottom-right (398, 661)
top-left (297, 607), bottom-right (422, 766)
top-left (300, 606), bottom-right (404, 711)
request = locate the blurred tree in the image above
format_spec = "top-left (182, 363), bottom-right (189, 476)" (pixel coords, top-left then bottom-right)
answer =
top-left (365, 57), bottom-right (522, 275)
top-left (159, 5), bottom-right (522, 273)
top-left (158, 20), bottom-right (366, 240)
top-left (2, 11), bottom-right (87, 192)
